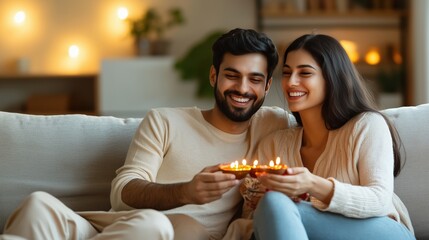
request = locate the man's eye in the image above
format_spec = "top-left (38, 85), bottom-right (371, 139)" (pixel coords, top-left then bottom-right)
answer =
top-left (251, 78), bottom-right (263, 83)
top-left (226, 74), bottom-right (238, 79)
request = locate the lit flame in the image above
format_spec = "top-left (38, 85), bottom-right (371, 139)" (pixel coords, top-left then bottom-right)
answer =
top-left (275, 157), bottom-right (280, 165)
top-left (269, 160), bottom-right (274, 167)
top-left (230, 161), bottom-right (238, 168)
top-left (242, 159), bottom-right (247, 166)
top-left (253, 160), bottom-right (258, 167)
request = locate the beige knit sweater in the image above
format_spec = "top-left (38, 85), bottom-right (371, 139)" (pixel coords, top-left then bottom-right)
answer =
top-left (251, 112), bottom-right (413, 233)
top-left (110, 106), bottom-right (292, 239)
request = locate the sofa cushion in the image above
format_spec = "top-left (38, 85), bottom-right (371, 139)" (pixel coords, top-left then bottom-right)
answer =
top-left (383, 104), bottom-right (429, 239)
top-left (0, 112), bottom-right (141, 232)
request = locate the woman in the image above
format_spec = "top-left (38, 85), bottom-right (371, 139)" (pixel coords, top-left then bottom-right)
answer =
top-left (246, 34), bottom-right (415, 239)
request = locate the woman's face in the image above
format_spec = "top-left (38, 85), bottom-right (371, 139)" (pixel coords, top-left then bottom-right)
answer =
top-left (281, 49), bottom-right (326, 113)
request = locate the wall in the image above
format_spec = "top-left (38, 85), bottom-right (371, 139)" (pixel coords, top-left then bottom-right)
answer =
top-left (0, 0), bottom-right (255, 74)
top-left (0, 0), bottom-right (427, 110)
top-left (99, 57), bottom-right (286, 118)
top-left (410, 0), bottom-right (429, 104)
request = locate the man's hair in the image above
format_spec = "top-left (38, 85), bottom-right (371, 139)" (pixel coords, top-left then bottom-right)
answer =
top-left (212, 28), bottom-right (278, 82)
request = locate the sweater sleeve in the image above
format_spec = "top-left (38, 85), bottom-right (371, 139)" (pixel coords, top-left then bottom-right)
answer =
top-left (312, 113), bottom-right (395, 218)
top-left (110, 109), bottom-right (167, 210)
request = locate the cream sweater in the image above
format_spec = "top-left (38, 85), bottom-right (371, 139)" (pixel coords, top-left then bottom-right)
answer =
top-left (110, 106), bottom-right (291, 239)
top-left (254, 112), bottom-right (413, 233)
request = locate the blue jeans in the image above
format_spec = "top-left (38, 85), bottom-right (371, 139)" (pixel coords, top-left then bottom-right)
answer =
top-left (253, 191), bottom-right (415, 240)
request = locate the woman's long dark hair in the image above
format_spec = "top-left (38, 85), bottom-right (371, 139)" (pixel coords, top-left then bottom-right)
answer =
top-left (284, 34), bottom-right (403, 177)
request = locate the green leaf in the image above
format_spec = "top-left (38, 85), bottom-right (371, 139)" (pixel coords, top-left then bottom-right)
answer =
top-left (174, 30), bottom-right (225, 98)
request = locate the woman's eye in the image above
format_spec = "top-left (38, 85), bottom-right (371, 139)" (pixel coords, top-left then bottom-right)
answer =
top-left (282, 72), bottom-right (291, 77)
top-left (300, 72), bottom-right (312, 76)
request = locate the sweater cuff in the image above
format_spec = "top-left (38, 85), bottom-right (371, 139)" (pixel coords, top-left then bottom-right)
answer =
top-left (312, 177), bottom-right (345, 212)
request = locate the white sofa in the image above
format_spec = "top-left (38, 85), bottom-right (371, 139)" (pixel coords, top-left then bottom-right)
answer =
top-left (0, 104), bottom-right (428, 239)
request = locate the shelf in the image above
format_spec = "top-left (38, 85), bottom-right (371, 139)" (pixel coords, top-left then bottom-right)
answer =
top-left (0, 73), bottom-right (98, 115)
top-left (0, 73), bottom-right (96, 81)
top-left (255, 0), bottom-right (407, 107)
top-left (261, 11), bottom-right (406, 29)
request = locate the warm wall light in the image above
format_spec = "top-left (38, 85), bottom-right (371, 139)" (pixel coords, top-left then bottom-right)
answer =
top-left (393, 50), bottom-right (402, 65)
top-left (68, 45), bottom-right (80, 58)
top-left (14, 10), bottom-right (26, 25)
top-left (117, 7), bottom-right (129, 20)
top-left (365, 48), bottom-right (381, 65)
top-left (340, 40), bottom-right (359, 63)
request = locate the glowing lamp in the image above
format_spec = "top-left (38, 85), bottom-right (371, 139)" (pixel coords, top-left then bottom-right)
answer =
top-left (393, 51), bottom-right (402, 65)
top-left (365, 48), bottom-right (381, 65)
top-left (250, 157), bottom-right (288, 177)
top-left (14, 11), bottom-right (26, 25)
top-left (220, 159), bottom-right (251, 179)
top-left (117, 7), bottom-right (129, 20)
top-left (68, 45), bottom-right (80, 58)
top-left (340, 40), bottom-right (359, 63)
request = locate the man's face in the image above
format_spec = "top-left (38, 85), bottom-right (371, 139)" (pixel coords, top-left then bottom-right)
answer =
top-left (211, 53), bottom-right (271, 122)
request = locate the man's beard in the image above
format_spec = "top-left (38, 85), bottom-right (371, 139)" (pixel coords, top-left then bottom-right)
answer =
top-left (214, 82), bottom-right (265, 122)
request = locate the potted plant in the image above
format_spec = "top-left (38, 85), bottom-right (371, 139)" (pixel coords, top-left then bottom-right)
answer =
top-left (376, 66), bottom-right (403, 108)
top-left (377, 66), bottom-right (403, 93)
top-left (128, 7), bottom-right (185, 56)
top-left (174, 30), bottom-right (225, 97)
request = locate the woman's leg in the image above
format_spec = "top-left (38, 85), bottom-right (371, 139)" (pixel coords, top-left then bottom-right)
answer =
top-left (253, 191), bottom-right (415, 240)
top-left (253, 191), bottom-right (308, 240)
top-left (297, 201), bottom-right (415, 240)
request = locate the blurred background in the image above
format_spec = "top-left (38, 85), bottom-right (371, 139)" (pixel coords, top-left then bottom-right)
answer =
top-left (0, 0), bottom-right (427, 117)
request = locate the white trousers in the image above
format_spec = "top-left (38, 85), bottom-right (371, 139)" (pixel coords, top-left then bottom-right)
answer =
top-left (3, 191), bottom-right (210, 240)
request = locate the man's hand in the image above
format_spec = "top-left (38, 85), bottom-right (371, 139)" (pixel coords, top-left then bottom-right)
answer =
top-left (182, 164), bottom-right (240, 205)
top-left (121, 164), bottom-right (240, 210)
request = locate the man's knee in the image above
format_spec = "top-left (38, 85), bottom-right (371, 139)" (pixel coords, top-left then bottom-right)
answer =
top-left (127, 210), bottom-right (174, 239)
top-left (4, 191), bottom-right (67, 237)
top-left (133, 209), bottom-right (172, 226)
top-left (21, 191), bottom-right (56, 209)
top-left (167, 214), bottom-right (210, 240)
top-left (6, 191), bottom-right (57, 223)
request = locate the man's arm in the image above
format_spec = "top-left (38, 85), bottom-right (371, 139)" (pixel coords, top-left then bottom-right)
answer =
top-left (121, 164), bottom-right (239, 210)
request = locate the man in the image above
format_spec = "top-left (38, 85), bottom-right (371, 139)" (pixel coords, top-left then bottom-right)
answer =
top-left (3, 28), bottom-right (292, 240)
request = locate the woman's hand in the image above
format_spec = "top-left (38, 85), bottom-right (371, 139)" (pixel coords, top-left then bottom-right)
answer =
top-left (257, 167), bottom-right (313, 198)
top-left (257, 167), bottom-right (334, 204)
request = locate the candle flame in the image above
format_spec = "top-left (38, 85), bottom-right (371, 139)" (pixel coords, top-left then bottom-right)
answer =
top-left (230, 162), bottom-right (234, 168)
top-left (242, 159), bottom-right (247, 166)
top-left (253, 160), bottom-right (258, 167)
top-left (275, 157), bottom-right (280, 165)
top-left (269, 160), bottom-right (274, 167)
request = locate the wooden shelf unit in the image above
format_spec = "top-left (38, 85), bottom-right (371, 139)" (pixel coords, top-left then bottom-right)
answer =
top-left (0, 74), bottom-right (98, 115)
top-left (255, 0), bottom-right (409, 107)
top-left (259, 11), bottom-right (406, 29)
